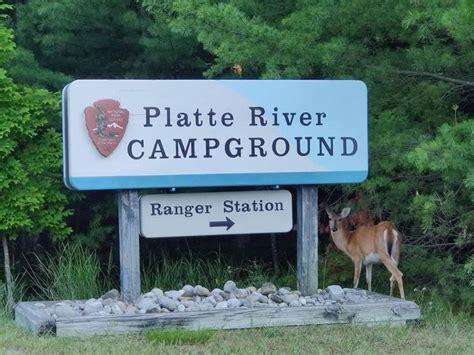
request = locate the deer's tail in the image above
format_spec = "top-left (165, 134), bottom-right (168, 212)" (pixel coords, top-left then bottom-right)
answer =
top-left (384, 225), bottom-right (401, 265)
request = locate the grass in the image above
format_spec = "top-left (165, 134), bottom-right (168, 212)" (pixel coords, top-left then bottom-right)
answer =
top-left (145, 329), bottom-right (214, 345)
top-left (1, 307), bottom-right (473, 354)
top-left (2, 244), bottom-right (472, 353)
top-left (24, 243), bottom-right (113, 300)
top-left (140, 253), bottom-right (296, 292)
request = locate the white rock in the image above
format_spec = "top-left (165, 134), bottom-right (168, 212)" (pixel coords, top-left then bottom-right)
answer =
top-left (228, 298), bottom-right (241, 308)
top-left (177, 304), bottom-right (186, 312)
top-left (165, 290), bottom-right (185, 300)
top-left (194, 285), bottom-right (210, 297)
top-left (223, 280), bottom-right (238, 294)
top-left (136, 297), bottom-right (157, 311)
top-left (289, 300), bottom-right (301, 307)
top-left (215, 301), bottom-right (228, 309)
top-left (158, 296), bottom-right (177, 311)
top-left (182, 285), bottom-right (194, 297)
top-left (111, 304), bottom-right (124, 315)
top-left (327, 285), bottom-right (344, 299)
top-left (151, 288), bottom-right (164, 298)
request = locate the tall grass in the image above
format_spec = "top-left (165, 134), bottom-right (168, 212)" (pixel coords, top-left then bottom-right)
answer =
top-left (0, 274), bottom-right (26, 317)
top-left (141, 253), bottom-right (296, 292)
top-left (25, 243), bottom-right (113, 300)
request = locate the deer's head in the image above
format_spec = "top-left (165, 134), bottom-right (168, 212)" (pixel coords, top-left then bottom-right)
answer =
top-left (324, 205), bottom-right (351, 233)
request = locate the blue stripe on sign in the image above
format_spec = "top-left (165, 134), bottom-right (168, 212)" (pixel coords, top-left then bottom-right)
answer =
top-left (67, 171), bottom-right (368, 190)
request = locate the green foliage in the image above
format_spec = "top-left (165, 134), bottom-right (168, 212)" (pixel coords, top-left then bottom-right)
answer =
top-left (5, 47), bottom-right (72, 91)
top-left (141, 254), bottom-right (295, 292)
top-left (145, 329), bottom-right (214, 345)
top-left (0, 273), bottom-right (26, 317)
top-left (0, 11), bottom-right (71, 240)
top-left (25, 243), bottom-right (114, 300)
top-left (15, 0), bottom-right (207, 80)
top-left (15, 0), bottom-right (143, 78)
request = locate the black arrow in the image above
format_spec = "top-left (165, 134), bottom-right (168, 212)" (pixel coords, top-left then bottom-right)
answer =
top-left (209, 217), bottom-right (235, 231)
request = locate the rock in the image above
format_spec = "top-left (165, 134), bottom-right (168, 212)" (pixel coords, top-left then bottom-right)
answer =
top-left (211, 288), bottom-right (225, 295)
top-left (316, 295), bottom-right (326, 304)
top-left (299, 297), bottom-right (307, 306)
top-left (327, 285), bottom-right (344, 299)
top-left (194, 285), bottom-right (210, 297)
top-left (213, 293), bottom-right (224, 302)
top-left (183, 300), bottom-right (195, 308)
top-left (102, 298), bottom-right (116, 306)
top-left (278, 302), bottom-right (288, 308)
top-left (115, 301), bottom-right (127, 313)
top-left (306, 298), bottom-right (317, 306)
top-left (34, 303), bottom-right (46, 308)
top-left (186, 304), bottom-right (200, 312)
top-left (151, 288), bottom-right (164, 298)
top-left (247, 292), bottom-right (262, 303)
top-left (246, 286), bottom-right (257, 293)
top-left (260, 282), bottom-right (277, 295)
top-left (81, 304), bottom-right (99, 316)
top-left (85, 299), bottom-right (103, 310)
top-left (281, 293), bottom-right (300, 304)
top-left (101, 289), bottom-right (120, 300)
top-left (204, 295), bottom-right (217, 306)
top-left (135, 297), bottom-right (157, 312)
top-left (111, 304), bottom-right (124, 315)
top-left (54, 304), bottom-right (78, 318)
top-left (269, 294), bottom-right (284, 303)
top-left (125, 305), bottom-right (138, 315)
top-left (278, 287), bottom-right (290, 295)
top-left (289, 300), bottom-right (301, 307)
top-left (165, 290), bottom-right (185, 300)
top-left (228, 298), bottom-right (241, 308)
top-left (182, 285), bottom-right (194, 297)
top-left (223, 280), bottom-right (238, 294)
top-left (215, 301), bottom-right (228, 310)
top-left (177, 304), bottom-right (186, 312)
top-left (158, 296), bottom-right (177, 311)
top-left (143, 291), bottom-right (157, 300)
top-left (235, 288), bottom-right (249, 299)
top-left (240, 299), bottom-right (252, 308)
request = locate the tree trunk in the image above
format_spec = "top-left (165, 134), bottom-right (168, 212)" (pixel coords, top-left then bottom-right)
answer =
top-left (2, 236), bottom-right (14, 312)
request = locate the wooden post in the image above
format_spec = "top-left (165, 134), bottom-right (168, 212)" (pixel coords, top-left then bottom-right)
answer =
top-left (118, 190), bottom-right (141, 303)
top-left (296, 186), bottom-right (318, 296)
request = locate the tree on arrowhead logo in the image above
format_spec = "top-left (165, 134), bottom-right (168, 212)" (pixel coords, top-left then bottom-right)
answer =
top-left (85, 99), bottom-right (129, 157)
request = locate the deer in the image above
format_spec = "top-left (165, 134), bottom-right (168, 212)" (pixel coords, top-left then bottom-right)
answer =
top-left (324, 205), bottom-right (405, 299)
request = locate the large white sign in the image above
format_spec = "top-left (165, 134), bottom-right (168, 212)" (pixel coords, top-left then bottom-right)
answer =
top-left (62, 80), bottom-right (367, 190)
top-left (139, 190), bottom-right (293, 238)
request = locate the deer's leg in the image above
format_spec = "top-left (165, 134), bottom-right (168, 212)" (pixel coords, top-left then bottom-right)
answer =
top-left (389, 275), bottom-right (395, 296)
top-left (365, 263), bottom-right (373, 292)
top-left (353, 258), bottom-right (362, 289)
top-left (379, 254), bottom-right (405, 299)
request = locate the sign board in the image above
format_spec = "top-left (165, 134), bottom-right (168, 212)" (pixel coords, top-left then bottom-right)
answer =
top-left (139, 190), bottom-right (292, 238)
top-left (62, 80), bottom-right (367, 190)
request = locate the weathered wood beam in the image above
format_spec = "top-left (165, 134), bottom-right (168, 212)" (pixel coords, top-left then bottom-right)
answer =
top-left (296, 186), bottom-right (319, 296)
top-left (118, 190), bottom-right (141, 303)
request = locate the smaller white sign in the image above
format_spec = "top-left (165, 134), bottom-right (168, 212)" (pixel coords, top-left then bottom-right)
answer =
top-left (140, 190), bottom-right (293, 238)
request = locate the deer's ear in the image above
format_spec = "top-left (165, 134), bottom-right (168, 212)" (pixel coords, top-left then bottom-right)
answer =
top-left (323, 203), bottom-right (332, 215)
top-left (341, 207), bottom-right (351, 218)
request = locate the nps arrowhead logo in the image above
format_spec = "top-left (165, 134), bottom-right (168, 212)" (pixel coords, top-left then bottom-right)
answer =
top-left (84, 99), bottom-right (129, 157)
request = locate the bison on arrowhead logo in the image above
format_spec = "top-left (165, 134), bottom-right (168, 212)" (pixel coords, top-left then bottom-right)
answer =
top-left (85, 99), bottom-right (129, 157)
